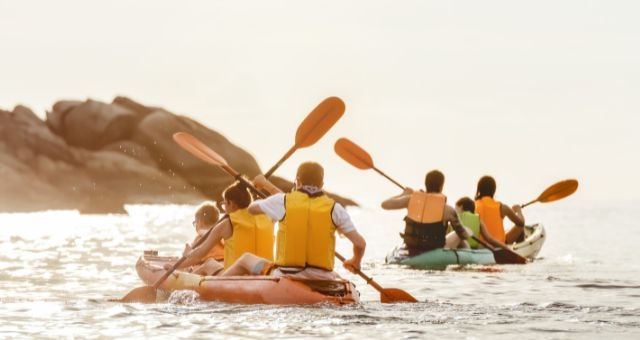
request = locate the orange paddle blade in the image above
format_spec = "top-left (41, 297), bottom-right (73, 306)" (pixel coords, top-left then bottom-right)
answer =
top-left (173, 132), bottom-right (228, 167)
top-left (537, 179), bottom-right (578, 203)
top-left (118, 285), bottom-right (157, 303)
top-left (295, 96), bottom-right (345, 148)
top-left (380, 288), bottom-right (420, 303)
top-left (334, 138), bottom-right (374, 170)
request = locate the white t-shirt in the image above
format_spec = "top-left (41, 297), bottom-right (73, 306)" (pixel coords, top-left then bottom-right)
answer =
top-left (253, 192), bottom-right (356, 234)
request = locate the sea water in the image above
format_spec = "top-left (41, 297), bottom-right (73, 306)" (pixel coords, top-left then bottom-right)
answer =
top-left (0, 201), bottom-right (638, 339)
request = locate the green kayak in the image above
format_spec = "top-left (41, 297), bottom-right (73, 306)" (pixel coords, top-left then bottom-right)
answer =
top-left (385, 224), bottom-right (545, 270)
top-left (385, 247), bottom-right (495, 270)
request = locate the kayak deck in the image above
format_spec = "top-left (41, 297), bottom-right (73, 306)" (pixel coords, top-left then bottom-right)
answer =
top-left (136, 254), bottom-right (360, 305)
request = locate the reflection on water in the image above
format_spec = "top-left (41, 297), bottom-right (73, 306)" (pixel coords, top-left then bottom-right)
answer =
top-left (1, 203), bottom-right (639, 338)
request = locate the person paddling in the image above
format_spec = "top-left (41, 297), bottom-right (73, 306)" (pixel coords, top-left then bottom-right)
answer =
top-left (182, 202), bottom-right (223, 275)
top-left (381, 169), bottom-right (469, 255)
top-left (475, 176), bottom-right (526, 244)
top-left (449, 196), bottom-right (507, 249)
top-left (219, 161), bottom-right (367, 280)
top-left (166, 181), bottom-right (275, 275)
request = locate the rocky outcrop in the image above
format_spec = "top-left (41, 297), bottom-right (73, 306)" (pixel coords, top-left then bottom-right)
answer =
top-left (0, 97), bottom-right (355, 214)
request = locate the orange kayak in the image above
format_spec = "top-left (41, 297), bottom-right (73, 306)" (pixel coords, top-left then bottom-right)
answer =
top-left (135, 254), bottom-right (360, 305)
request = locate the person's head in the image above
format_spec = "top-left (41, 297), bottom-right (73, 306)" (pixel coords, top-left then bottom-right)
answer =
top-left (424, 170), bottom-right (445, 193)
top-left (194, 202), bottom-right (220, 230)
top-left (295, 161), bottom-right (324, 188)
top-left (221, 181), bottom-right (252, 212)
top-left (475, 175), bottom-right (497, 199)
top-left (455, 197), bottom-right (475, 214)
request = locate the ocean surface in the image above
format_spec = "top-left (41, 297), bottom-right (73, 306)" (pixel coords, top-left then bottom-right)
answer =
top-left (1, 200), bottom-right (638, 339)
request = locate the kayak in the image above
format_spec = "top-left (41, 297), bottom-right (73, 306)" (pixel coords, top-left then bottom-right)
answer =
top-left (135, 254), bottom-right (360, 305)
top-left (511, 223), bottom-right (546, 259)
top-left (385, 223), bottom-right (546, 270)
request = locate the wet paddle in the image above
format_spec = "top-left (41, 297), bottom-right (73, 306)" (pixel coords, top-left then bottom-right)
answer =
top-left (173, 132), bottom-right (264, 198)
top-left (471, 235), bottom-right (527, 264)
top-left (174, 132), bottom-right (419, 303)
top-left (521, 179), bottom-right (579, 208)
top-left (334, 253), bottom-right (418, 303)
top-left (264, 96), bottom-right (345, 178)
top-left (118, 218), bottom-right (215, 303)
top-left (334, 137), bottom-right (404, 190)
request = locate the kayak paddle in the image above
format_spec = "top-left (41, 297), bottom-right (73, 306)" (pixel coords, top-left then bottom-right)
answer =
top-left (334, 137), bottom-right (404, 190)
top-left (174, 132), bottom-right (419, 303)
top-left (334, 253), bottom-right (418, 303)
top-left (521, 179), bottom-right (579, 208)
top-left (118, 221), bottom-right (214, 303)
top-left (471, 235), bottom-right (527, 264)
top-left (264, 96), bottom-right (345, 178)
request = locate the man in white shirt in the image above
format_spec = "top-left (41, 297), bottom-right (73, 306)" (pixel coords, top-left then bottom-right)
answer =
top-left (220, 161), bottom-right (366, 280)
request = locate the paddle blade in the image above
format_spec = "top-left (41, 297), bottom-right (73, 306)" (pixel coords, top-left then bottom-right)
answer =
top-left (492, 248), bottom-right (528, 265)
top-left (537, 179), bottom-right (579, 203)
top-left (380, 288), bottom-right (420, 303)
top-left (334, 138), bottom-right (374, 170)
top-left (294, 96), bottom-right (345, 148)
top-left (173, 132), bottom-right (228, 167)
top-left (119, 285), bottom-right (158, 303)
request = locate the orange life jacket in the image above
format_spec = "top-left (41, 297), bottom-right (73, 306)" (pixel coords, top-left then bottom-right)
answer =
top-left (475, 196), bottom-right (505, 242)
top-left (402, 192), bottom-right (447, 253)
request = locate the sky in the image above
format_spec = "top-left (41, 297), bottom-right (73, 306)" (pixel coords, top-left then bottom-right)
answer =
top-left (1, 0), bottom-right (639, 207)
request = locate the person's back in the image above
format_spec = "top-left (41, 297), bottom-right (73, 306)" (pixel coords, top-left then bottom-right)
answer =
top-left (225, 207), bottom-right (274, 268)
top-left (277, 188), bottom-right (336, 271)
top-left (382, 170), bottom-right (468, 255)
top-left (475, 176), bottom-right (525, 244)
top-left (220, 161), bottom-right (366, 279)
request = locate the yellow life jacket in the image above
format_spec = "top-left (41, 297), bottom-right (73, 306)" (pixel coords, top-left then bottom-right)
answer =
top-left (475, 196), bottom-right (505, 242)
top-left (224, 209), bottom-right (275, 268)
top-left (276, 190), bottom-right (336, 271)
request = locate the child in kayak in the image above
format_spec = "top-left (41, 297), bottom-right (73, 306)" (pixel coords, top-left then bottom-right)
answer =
top-left (182, 202), bottom-right (224, 275)
top-left (449, 196), bottom-right (508, 249)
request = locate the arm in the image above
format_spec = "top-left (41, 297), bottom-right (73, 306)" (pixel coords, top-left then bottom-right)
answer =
top-left (501, 203), bottom-right (525, 227)
top-left (253, 174), bottom-right (282, 195)
top-left (380, 187), bottom-right (413, 210)
top-left (444, 205), bottom-right (469, 239)
top-left (180, 219), bottom-right (232, 268)
top-left (341, 230), bottom-right (366, 273)
top-left (479, 220), bottom-right (508, 249)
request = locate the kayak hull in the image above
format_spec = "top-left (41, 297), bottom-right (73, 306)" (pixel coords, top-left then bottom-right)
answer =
top-left (385, 223), bottom-right (546, 269)
top-left (135, 255), bottom-right (359, 305)
top-left (386, 247), bottom-right (496, 270)
top-left (511, 223), bottom-right (546, 259)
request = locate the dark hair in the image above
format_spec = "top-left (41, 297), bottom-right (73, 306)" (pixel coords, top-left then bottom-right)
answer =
top-left (475, 175), bottom-right (496, 199)
top-left (424, 170), bottom-right (445, 193)
top-left (296, 161), bottom-right (324, 187)
top-left (222, 181), bottom-right (252, 209)
top-left (456, 197), bottom-right (475, 213)
top-left (195, 202), bottom-right (220, 225)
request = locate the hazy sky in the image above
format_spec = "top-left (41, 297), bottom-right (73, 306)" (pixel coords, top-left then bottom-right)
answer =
top-left (2, 1), bottom-right (639, 206)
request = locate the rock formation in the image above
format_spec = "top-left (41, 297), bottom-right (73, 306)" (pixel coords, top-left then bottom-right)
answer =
top-left (0, 97), bottom-right (355, 214)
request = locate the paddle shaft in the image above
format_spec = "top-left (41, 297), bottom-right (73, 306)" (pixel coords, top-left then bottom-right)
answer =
top-left (334, 252), bottom-right (386, 293)
top-left (264, 145), bottom-right (296, 178)
top-left (373, 167), bottom-right (404, 190)
top-left (150, 217), bottom-right (218, 289)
